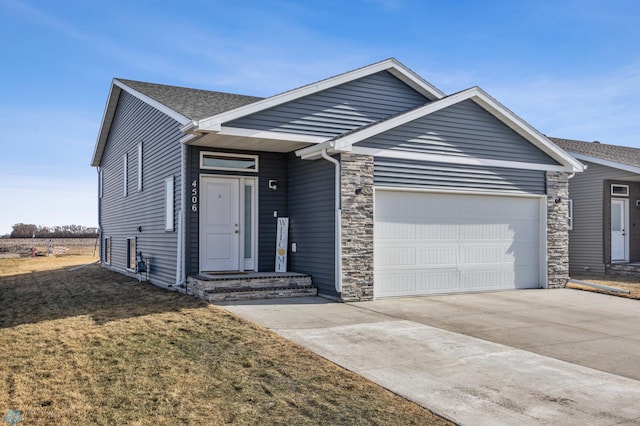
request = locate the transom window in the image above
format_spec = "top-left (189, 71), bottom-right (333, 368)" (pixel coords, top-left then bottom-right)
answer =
top-left (200, 152), bottom-right (258, 172)
top-left (611, 184), bottom-right (629, 197)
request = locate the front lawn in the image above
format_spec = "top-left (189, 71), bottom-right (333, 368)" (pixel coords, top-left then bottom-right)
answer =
top-left (0, 259), bottom-right (450, 425)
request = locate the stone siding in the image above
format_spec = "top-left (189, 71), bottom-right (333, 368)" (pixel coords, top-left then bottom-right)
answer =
top-left (547, 171), bottom-right (570, 288)
top-left (340, 153), bottom-right (374, 301)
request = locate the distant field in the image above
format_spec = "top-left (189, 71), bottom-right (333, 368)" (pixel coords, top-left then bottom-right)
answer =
top-left (0, 238), bottom-right (98, 276)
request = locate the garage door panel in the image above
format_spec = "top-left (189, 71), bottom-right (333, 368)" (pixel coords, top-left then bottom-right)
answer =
top-left (374, 190), bottom-right (543, 297)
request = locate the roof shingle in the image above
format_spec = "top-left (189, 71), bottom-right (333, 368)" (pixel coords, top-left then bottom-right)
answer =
top-left (116, 79), bottom-right (263, 121)
top-left (550, 137), bottom-right (640, 169)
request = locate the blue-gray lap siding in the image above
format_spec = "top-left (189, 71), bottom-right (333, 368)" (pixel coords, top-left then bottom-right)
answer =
top-left (99, 90), bottom-right (182, 287)
top-left (287, 153), bottom-right (336, 297)
top-left (360, 99), bottom-right (559, 165)
top-left (185, 148), bottom-right (289, 275)
top-left (226, 71), bottom-right (429, 138)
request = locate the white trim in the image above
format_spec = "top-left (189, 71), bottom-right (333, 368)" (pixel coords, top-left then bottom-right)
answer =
top-left (137, 142), bottom-right (143, 192)
top-left (199, 151), bottom-right (259, 172)
top-left (113, 79), bottom-right (191, 125)
top-left (196, 59), bottom-right (445, 131)
top-left (123, 153), bottom-right (128, 197)
top-left (92, 84), bottom-right (120, 167)
top-left (218, 126), bottom-right (330, 144)
top-left (540, 197), bottom-right (549, 289)
top-left (567, 152), bottom-right (640, 175)
top-left (164, 177), bottom-right (174, 231)
top-left (611, 184), bottom-right (629, 197)
top-left (350, 146), bottom-right (572, 172)
top-left (297, 87), bottom-right (584, 172)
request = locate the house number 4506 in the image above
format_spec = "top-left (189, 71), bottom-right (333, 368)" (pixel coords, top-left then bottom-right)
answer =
top-left (191, 180), bottom-right (198, 212)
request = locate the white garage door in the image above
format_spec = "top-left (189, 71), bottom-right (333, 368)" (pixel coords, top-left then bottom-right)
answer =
top-left (374, 190), bottom-right (542, 297)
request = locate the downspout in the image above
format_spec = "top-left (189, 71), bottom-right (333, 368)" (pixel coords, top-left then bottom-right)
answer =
top-left (175, 142), bottom-right (187, 288)
top-left (320, 149), bottom-right (342, 294)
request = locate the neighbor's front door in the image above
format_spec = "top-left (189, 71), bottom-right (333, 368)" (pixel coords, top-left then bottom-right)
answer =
top-left (200, 177), bottom-right (240, 271)
top-left (611, 198), bottom-right (628, 262)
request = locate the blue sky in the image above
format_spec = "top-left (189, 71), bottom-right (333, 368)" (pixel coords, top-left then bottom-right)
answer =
top-left (1, 0), bottom-right (639, 235)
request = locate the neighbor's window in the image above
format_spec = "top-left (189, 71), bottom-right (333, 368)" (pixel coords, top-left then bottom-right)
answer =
top-left (126, 237), bottom-right (136, 271)
top-left (568, 199), bottom-right (573, 231)
top-left (123, 153), bottom-right (128, 197)
top-left (104, 237), bottom-right (111, 264)
top-left (165, 177), bottom-right (174, 231)
top-left (137, 142), bottom-right (143, 192)
top-left (611, 184), bottom-right (629, 196)
top-left (200, 152), bottom-right (258, 172)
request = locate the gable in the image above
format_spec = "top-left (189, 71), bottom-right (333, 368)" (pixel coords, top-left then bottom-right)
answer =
top-left (225, 71), bottom-right (429, 138)
top-left (357, 99), bottom-right (560, 165)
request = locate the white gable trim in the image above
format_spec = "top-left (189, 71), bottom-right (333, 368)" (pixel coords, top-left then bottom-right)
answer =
top-left (351, 146), bottom-right (572, 172)
top-left (569, 152), bottom-right (640, 175)
top-left (298, 87), bottom-right (584, 172)
top-left (113, 80), bottom-right (191, 125)
top-left (196, 59), bottom-right (445, 132)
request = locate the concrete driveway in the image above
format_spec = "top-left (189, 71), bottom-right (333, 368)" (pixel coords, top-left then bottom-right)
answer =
top-left (219, 289), bottom-right (640, 425)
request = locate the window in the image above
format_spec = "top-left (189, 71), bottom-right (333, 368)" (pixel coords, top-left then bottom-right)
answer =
top-left (99, 168), bottom-right (103, 199)
top-left (104, 237), bottom-right (111, 264)
top-left (611, 184), bottom-right (629, 196)
top-left (200, 152), bottom-right (258, 172)
top-left (137, 142), bottom-right (143, 192)
top-left (568, 199), bottom-right (573, 230)
top-left (126, 237), bottom-right (136, 271)
top-left (123, 153), bottom-right (128, 196)
top-left (165, 177), bottom-right (174, 231)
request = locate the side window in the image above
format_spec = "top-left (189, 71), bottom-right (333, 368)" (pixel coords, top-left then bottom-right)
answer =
top-left (123, 153), bottom-right (128, 197)
top-left (165, 177), bottom-right (174, 231)
top-left (104, 237), bottom-right (111, 264)
top-left (568, 199), bottom-right (573, 230)
top-left (137, 142), bottom-right (143, 192)
top-left (126, 237), bottom-right (136, 270)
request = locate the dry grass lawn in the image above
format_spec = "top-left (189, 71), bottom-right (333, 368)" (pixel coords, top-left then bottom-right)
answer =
top-left (569, 275), bottom-right (640, 300)
top-left (0, 256), bottom-right (450, 425)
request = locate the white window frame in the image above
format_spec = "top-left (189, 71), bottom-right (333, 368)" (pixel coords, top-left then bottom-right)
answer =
top-left (200, 151), bottom-right (259, 172)
top-left (123, 153), bottom-right (128, 197)
top-left (104, 237), bottom-right (111, 264)
top-left (126, 237), bottom-right (136, 271)
top-left (137, 142), bottom-right (143, 192)
top-left (611, 184), bottom-right (629, 197)
top-left (99, 168), bottom-right (103, 199)
top-left (165, 176), bottom-right (174, 231)
top-left (568, 199), bottom-right (573, 230)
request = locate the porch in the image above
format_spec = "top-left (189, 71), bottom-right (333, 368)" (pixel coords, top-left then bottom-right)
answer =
top-left (185, 272), bottom-right (316, 302)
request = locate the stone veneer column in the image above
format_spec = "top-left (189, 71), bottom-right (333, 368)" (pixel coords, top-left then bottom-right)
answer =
top-left (339, 153), bottom-right (374, 301)
top-left (546, 171), bottom-right (570, 288)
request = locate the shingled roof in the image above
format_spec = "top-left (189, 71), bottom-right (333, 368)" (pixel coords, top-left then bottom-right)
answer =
top-left (116, 79), bottom-right (263, 121)
top-left (550, 137), bottom-right (640, 169)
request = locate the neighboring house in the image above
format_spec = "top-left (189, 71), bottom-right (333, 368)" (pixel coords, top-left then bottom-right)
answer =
top-left (551, 137), bottom-right (640, 277)
top-left (91, 59), bottom-right (583, 302)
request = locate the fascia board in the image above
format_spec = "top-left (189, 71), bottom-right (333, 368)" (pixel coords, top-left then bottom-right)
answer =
top-left (197, 59), bottom-right (445, 131)
top-left (113, 79), bottom-right (191, 125)
top-left (218, 126), bottom-right (330, 144)
top-left (569, 152), bottom-right (640, 175)
top-left (91, 83), bottom-right (121, 167)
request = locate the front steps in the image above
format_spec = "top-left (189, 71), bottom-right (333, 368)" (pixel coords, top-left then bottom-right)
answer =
top-left (185, 272), bottom-right (316, 302)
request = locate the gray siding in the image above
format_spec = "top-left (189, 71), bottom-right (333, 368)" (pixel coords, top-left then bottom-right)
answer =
top-left (374, 158), bottom-right (546, 194)
top-left (287, 153), bottom-right (337, 297)
top-left (185, 148), bottom-right (288, 275)
top-left (99, 91), bottom-right (182, 287)
top-left (359, 99), bottom-right (559, 165)
top-left (226, 71), bottom-right (428, 138)
top-left (567, 161), bottom-right (639, 275)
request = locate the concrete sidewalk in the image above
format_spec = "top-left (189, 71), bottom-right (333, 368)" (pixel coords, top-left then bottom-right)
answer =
top-left (220, 289), bottom-right (640, 425)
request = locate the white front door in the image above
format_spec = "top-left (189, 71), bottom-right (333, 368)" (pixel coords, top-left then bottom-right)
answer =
top-left (200, 177), bottom-right (240, 271)
top-left (611, 199), bottom-right (628, 261)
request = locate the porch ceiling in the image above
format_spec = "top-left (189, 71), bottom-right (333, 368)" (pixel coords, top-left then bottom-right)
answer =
top-left (185, 132), bottom-right (316, 153)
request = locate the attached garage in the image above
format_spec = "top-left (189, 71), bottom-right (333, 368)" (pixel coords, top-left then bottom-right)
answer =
top-left (374, 190), bottom-right (545, 297)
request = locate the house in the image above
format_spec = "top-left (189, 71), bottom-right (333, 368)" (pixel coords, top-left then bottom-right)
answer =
top-left (91, 59), bottom-right (583, 302)
top-left (551, 137), bottom-right (640, 277)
